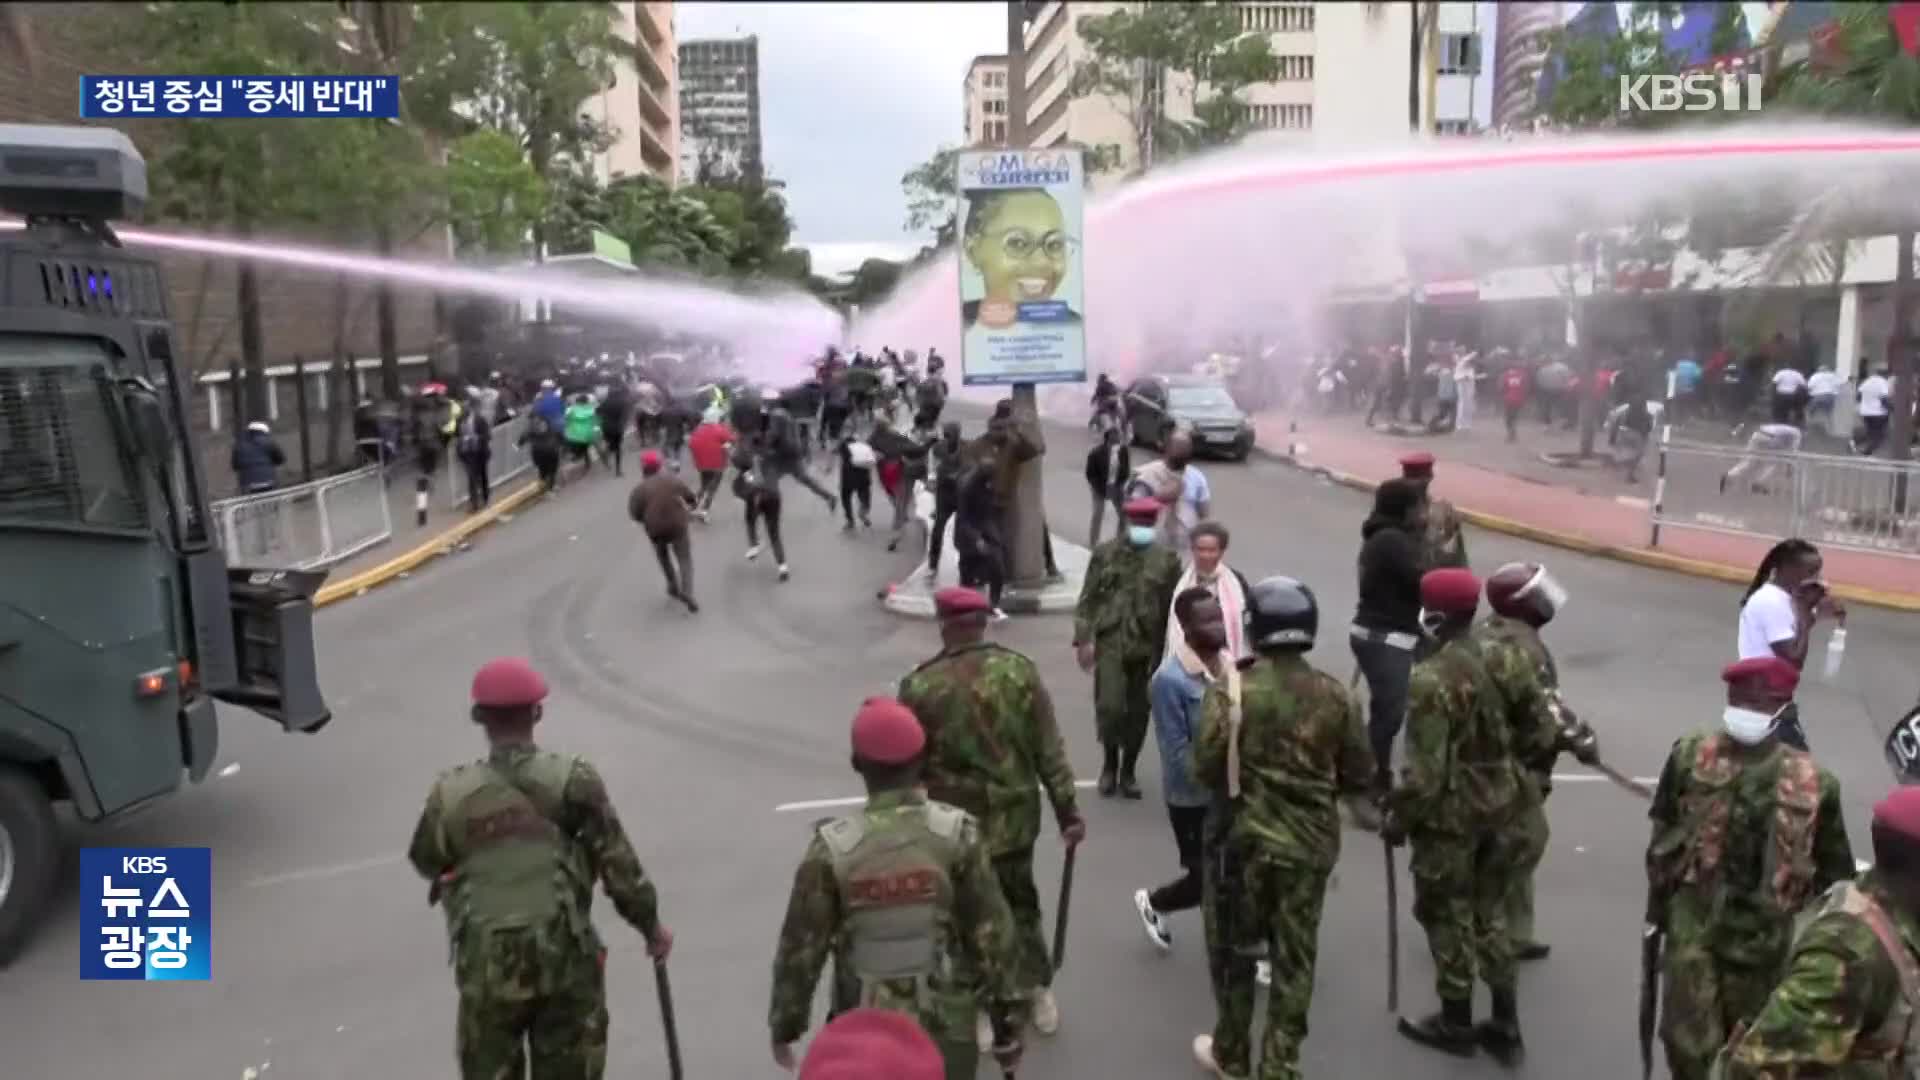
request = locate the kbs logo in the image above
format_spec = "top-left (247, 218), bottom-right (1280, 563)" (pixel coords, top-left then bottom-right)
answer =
top-left (80, 847), bottom-right (212, 981)
top-left (1619, 73), bottom-right (1763, 114)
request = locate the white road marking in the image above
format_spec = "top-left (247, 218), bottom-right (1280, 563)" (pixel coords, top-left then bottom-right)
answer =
top-left (245, 854), bottom-right (402, 889)
top-left (777, 779), bottom-right (1099, 813)
top-left (217, 762), bottom-right (241, 779)
top-left (1616, 495), bottom-right (1651, 509)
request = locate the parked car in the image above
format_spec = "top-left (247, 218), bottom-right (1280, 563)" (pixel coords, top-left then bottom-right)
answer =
top-left (1124, 374), bottom-right (1255, 460)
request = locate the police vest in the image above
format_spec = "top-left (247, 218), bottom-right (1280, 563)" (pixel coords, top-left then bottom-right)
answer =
top-left (819, 801), bottom-right (968, 1011)
top-left (1713, 880), bottom-right (1920, 1078)
top-left (1653, 735), bottom-right (1822, 918)
top-left (432, 753), bottom-right (594, 952)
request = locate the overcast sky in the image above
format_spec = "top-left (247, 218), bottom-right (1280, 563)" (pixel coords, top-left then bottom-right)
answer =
top-left (676, 2), bottom-right (1004, 277)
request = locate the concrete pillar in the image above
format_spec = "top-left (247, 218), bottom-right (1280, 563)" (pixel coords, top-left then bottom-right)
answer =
top-left (1831, 283), bottom-right (1862, 437)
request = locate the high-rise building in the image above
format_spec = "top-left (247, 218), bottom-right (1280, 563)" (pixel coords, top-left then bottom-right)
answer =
top-left (1490, 2), bottom-right (1561, 130)
top-left (1421, 2), bottom-right (1490, 136)
top-left (965, 54), bottom-right (1011, 146)
top-left (589, 2), bottom-right (679, 187)
top-left (678, 34), bottom-right (764, 182)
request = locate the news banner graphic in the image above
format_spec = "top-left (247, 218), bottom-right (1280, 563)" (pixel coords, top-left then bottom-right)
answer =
top-left (79, 848), bottom-right (211, 981)
top-left (79, 75), bottom-right (400, 120)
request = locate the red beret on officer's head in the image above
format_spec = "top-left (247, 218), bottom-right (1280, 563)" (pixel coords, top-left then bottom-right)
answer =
top-left (1399, 451), bottom-right (1437, 479)
top-left (798, 1007), bottom-right (944, 1080)
top-left (851, 696), bottom-right (926, 765)
top-left (1122, 496), bottom-right (1162, 523)
top-left (472, 657), bottom-right (549, 708)
top-left (1872, 786), bottom-right (1920, 843)
top-left (640, 449), bottom-right (663, 473)
top-left (1420, 568), bottom-right (1482, 615)
top-left (933, 586), bottom-right (991, 618)
top-left (1721, 656), bottom-right (1800, 696)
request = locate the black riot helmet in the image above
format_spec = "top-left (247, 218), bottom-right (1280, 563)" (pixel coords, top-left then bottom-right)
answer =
top-left (1245, 575), bottom-right (1318, 651)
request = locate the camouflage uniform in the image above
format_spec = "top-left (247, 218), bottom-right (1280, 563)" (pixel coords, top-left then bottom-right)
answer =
top-left (1194, 653), bottom-right (1376, 1079)
top-left (1392, 635), bottom-right (1555, 1007)
top-left (897, 641), bottom-right (1080, 994)
top-left (1715, 870), bottom-right (1920, 1078)
top-left (1644, 731), bottom-right (1855, 1080)
top-left (407, 744), bottom-right (663, 1080)
top-left (1073, 536), bottom-right (1184, 764)
top-left (1473, 613), bottom-right (1562, 951)
top-left (768, 789), bottom-right (1022, 1080)
top-left (1421, 497), bottom-right (1468, 571)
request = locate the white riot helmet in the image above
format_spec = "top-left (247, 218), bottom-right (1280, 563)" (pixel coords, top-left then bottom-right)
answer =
top-left (1485, 562), bottom-right (1568, 625)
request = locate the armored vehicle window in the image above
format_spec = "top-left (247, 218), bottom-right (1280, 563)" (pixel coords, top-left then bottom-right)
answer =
top-left (0, 338), bottom-right (147, 530)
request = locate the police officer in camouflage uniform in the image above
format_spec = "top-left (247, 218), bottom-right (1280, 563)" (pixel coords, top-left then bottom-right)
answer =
top-left (1399, 452), bottom-right (1467, 570)
top-left (1074, 496), bottom-right (1185, 798)
top-left (1192, 576), bottom-right (1378, 1080)
top-left (1386, 569), bottom-right (1555, 1064)
top-left (768, 696), bottom-right (1025, 1080)
top-left (898, 585), bottom-right (1087, 1045)
top-left (1716, 784), bottom-right (1920, 1078)
top-left (1644, 656), bottom-right (1854, 1080)
top-left (1476, 561), bottom-right (1601, 961)
top-left (407, 657), bottom-right (673, 1080)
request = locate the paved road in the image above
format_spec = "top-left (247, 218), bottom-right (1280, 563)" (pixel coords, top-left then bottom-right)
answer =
top-left (4, 416), bottom-right (1917, 1079)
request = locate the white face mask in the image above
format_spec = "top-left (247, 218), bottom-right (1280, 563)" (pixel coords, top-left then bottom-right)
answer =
top-left (1723, 704), bottom-right (1784, 746)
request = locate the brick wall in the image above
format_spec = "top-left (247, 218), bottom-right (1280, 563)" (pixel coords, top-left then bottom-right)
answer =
top-left (0, 3), bottom-right (447, 495)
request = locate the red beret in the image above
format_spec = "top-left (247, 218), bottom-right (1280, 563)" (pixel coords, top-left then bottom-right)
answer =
top-left (1722, 656), bottom-right (1800, 696)
top-left (1420, 568), bottom-right (1482, 614)
top-left (798, 1008), bottom-right (944, 1080)
top-left (851, 697), bottom-right (925, 764)
top-left (640, 449), bottom-right (663, 471)
top-left (1122, 496), bottom-right (1163, 523)
top-left (472, 657), bottom-right (549, 707)
top-left (1400, 451), bottom-right (1436, 477)
top-left (1872, 787), bottom-right (1920, 841)
top-left (933, 586), bottom-right (991, 617)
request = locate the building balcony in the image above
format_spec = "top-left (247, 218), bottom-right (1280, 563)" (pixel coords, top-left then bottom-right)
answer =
top-left (637, 76), bottom-right (671, 130)
top-left (633, 38), bottom-right (672, 95)
top-left (636, 2), bottom-right (668, 48)
top-left (641, 125), bottom-right (674, 173)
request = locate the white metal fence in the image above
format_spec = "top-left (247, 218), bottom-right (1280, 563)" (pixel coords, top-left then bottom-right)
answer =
top-left (1650, 428), bottom-right (1920, 559)
top-left (211, 464), bottom-right (394, 570)
top-left (444, 415), bottom-right (535, 510)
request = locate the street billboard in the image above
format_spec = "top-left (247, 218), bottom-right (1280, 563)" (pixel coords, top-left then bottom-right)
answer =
top-left (955, 147), bottom-right (1085, 386)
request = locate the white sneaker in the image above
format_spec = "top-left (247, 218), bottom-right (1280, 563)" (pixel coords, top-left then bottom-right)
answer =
top-left (991, 608), bottom-right (1010, 622)
top-left (975, 1011), bottom-right (993, 1053)
top-left (1031, 987), bottom-right (1059, 1036)
top-left (744, 545), bottom-right (761, 561)
top-left (1191, 1034), bottom-right (1244, 1078)
top-left (1256, 960), bottom-right (1272, 988)
top-left (1134, 888), bottom-right (1172, 951)
top-left (777, 564), bottom-right (791, 581)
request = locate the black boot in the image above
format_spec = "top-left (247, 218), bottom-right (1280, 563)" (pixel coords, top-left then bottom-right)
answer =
top-left (1098, 744), bottom-right (1119, 798)
top-left (1118, 748), bottom-right (1143, 800)
top-left (1397, 997), bottom-right (1477, 1057)
top-left (1515, 941), bottom-right (1551, 961)
top-left (1477, 987), bottom-right (1525, 1067)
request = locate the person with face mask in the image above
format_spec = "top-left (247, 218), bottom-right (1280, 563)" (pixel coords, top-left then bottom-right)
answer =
top-left (1188, 577), bottom-right (1378, 1080)
top-left (1475, 561), bottom-right (1600, 964)
top-left (1643, 656), bottom-right (1855, 1080)
top-left (1351, 478), bottom-right (1429, 787)
top-left (1073, 498), bottom-right (1185, 799)
top-left (1715, 784), bottom-right (1920, 1078)
top-left (1385, 568), bottom-right (1557, 1063)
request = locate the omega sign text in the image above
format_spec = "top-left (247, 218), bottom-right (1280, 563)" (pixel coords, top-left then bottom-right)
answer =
top-left (1618, 73), bottom-right (1763, 114)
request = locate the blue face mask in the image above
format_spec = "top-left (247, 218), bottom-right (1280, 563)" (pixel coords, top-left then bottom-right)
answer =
top-left (1127, 525), bottom-right (1156, 547)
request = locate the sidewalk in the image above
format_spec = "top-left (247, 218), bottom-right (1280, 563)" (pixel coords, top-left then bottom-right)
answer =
top-left (1254, 408), bottom-right (1920, 609)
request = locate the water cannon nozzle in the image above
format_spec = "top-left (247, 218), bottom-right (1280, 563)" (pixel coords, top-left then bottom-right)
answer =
top-left (0, 123), bottom-right (147, 223)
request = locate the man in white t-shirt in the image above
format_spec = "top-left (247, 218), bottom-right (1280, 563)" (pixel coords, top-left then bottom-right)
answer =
top-left (1857, 368), bottom-right (1892, 454)
top-left (1806, 366), bottom-right (1842, 426)
top-left (1737, 580), bottom-right (1802, 661)
top-left (1719, 422), bottom-right (1802, 493)
top-left (1770, 366), bottom-right (1808, 425)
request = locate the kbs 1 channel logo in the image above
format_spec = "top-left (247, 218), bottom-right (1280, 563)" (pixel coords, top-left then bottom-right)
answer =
top-left (1618, 72), bottom-right (1764, 116)
top-left (79, 848), bottom-right (212, 982)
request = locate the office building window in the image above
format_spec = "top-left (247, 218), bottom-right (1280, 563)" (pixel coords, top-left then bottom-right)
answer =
top-left (1241, 5), bottom-right (1314, 33)
top-left (1245, 103), bottom-right (1313, 130)
top-left (1278, 55), bottom-right (1313, 81)
top-left (1435, 119), bottom-right (1474, 136)
top-left (1438, 33), bottom-right (1482, 75)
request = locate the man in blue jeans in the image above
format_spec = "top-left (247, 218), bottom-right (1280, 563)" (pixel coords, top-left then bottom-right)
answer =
top-left (1134, 586), bottom-right (1223, 951)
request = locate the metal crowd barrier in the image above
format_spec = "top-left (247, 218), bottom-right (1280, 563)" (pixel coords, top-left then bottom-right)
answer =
top-left (1649, 427), bottom-right (1920, 559)
top-left (211, 464), bottom-right (394, 570)
top-left (445, 415), bottom-right (534, 510)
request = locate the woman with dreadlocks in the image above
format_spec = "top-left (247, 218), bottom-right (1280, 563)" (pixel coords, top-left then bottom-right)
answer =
top-left (1736, 538), bottom-right (1845, 750)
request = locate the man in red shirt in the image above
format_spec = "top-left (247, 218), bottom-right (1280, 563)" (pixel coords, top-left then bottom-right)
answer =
top-left (1500, 364), bottom-right (1529, 443)
top-left (686, 413), bottom-right (735, 520)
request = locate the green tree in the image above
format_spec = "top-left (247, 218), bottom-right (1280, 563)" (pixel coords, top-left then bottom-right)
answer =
top-left (1071, 1), bottom-right (1279, 173)
top-left (446, 128), bottom-right (547, 257)
top-left (1756, 2), bottom-right (1920, 463)
top-left (901, 145), bottom-right (962, 243)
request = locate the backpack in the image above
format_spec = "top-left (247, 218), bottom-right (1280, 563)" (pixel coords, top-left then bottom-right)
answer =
top-left (456, 414), bottom-right (483, 455)
top-left (820, 803), bottom-right (967, 1012)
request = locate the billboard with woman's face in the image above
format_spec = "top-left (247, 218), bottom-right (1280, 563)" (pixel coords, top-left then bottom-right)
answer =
top-left (955, 148), bottom-right (1085, 386)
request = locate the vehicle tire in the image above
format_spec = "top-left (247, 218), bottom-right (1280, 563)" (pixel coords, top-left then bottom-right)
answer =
top-left (0, 765), bottom-right (58, 967)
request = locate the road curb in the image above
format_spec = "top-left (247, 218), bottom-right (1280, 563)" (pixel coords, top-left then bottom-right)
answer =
top-left (313, 480), bottom-right (544, 608)
top-left (1256, 445), bottom-right (1920, 614)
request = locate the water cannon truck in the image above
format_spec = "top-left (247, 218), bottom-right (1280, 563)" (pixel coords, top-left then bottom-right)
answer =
top-left (0, 124), bottom-right (329, 963)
